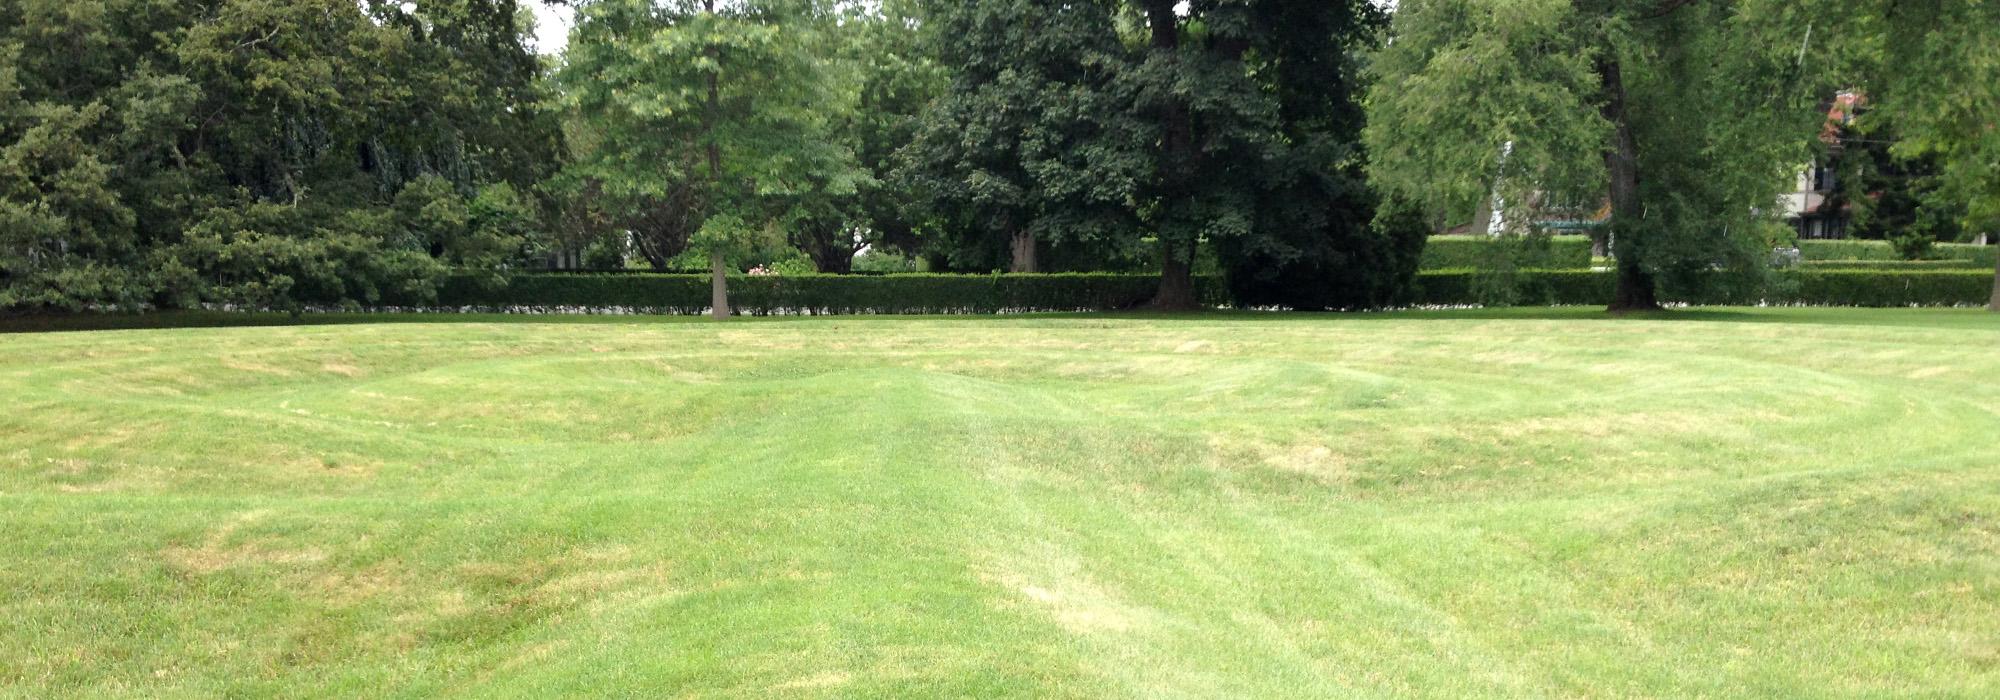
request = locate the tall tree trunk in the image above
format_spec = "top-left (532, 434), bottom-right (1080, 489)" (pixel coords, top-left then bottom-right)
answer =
top-left (709, 250), bottom-right (730, 320)
top-left (1145, 1), bottom-right (1199, 310)
top-left (1156, 238), bottom-right (1197, 310)
top-left (1598, 54), bottom-right (1661, 312)
top-left (1008, 229), bottom-right (1038, 273)
top-left (702, 0), bottom-right (730, 319)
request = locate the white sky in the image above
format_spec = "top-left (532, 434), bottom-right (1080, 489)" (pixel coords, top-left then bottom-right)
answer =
top-left (529, 2), bottom-right (575, 55)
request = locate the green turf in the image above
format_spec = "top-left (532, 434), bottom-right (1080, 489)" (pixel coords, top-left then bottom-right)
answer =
top-left (2, 308), bottom-right (1996, 697)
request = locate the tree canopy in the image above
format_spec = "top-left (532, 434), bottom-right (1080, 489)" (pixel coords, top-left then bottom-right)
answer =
top-left (1, 0), bottom-right (556, 312)
top-left (2, 0), bottom-right (1993, 314)
top-left (1366, 0), bottom-right (2000, 311)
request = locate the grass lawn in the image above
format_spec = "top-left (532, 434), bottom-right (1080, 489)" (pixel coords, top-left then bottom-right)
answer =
top-left (2, 307), bottom-right (1996, 697)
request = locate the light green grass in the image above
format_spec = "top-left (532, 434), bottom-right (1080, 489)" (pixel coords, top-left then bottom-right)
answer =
top-left (2, 308), bottom-right (1997, 697)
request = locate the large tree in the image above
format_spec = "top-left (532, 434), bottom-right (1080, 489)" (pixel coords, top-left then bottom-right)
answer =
top-left (0, 0), bottom-right (555, 312)
top-left (558, 0), bottom-right (865, 317)
top-left (1806, 1), bottom-right (2000, 310)
top-left (785, 1), bottom-right (943, 273)
top-left (1367, 0), bottom-right (1833, 311)
top-left (1129, 0), bottom-right (1416, 310)
top-left (905, 0), bottom-right (1405, 305)
top-left (1371, 0), bottom-right (2000, 311)
top-left (899, 0), bottom-right (1148, 274)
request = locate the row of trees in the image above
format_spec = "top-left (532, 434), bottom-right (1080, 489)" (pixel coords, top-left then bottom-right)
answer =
top-left (4, 0), bottom-right (1996, 314)
top-left (553, 0), bottom-right (1429, 314)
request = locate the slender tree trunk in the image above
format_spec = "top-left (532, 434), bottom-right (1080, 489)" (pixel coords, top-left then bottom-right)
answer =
top-left (1008, 229), bottom-right (1038, 273)
top-left (1598, 54), bottom-right (1661, 312)
top-left (1145, 1), bottom-right (1199, 310)
top-left (709, 250), bottom-right (730, 320)
top-left (702, 0), bottom-right (730, 319)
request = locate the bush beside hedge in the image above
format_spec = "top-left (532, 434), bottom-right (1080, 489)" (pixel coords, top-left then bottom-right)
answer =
top-left (1419, 235), bottom-right (1594, 271)
top-left (437, 273), bottom-right (1228, 314)
top-left (1409, 269), bottom-right (1614, 306)
top-left (1797, 240), bottom-right (1997, 267)
top-left (1798, 259), bottom-right (1985, 270)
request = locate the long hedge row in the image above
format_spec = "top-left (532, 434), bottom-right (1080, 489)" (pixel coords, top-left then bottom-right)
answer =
top-left (1798, 259), bottom-right (1986, 270)
top-left (437, 273), bottom-right (1229, 314)
top-left (1412, 269), bottom-right (1995, 307)
top-left (1419, 235), bottom-right (1595, 270)
top-left (431, 269), bottom-right (1993, 313)
top-left (1797, 240), bottom-right (1997, 267)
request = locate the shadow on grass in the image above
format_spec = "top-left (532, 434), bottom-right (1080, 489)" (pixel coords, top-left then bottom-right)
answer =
top-left (3, 305), bottom-right (1993, 335)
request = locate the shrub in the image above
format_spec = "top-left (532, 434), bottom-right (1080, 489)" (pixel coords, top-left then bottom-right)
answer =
top-left (1413, 269), bottom-right (1993, 307)
top-left (1798, 259), bottom-right (1984, 270)
top-left (1222, 195), bottom-right (1428, 311)
top-left (1419, 235), bottom-right (1593, 270)
top-left (1412, 269), bottom-right (1613, 306)
top-left (436, 273), bottom-right (1229, 314)
top-left (1774, 270), bottom-right (1994, 307)
top-left (1797, 239), bottom-right (1996, 267)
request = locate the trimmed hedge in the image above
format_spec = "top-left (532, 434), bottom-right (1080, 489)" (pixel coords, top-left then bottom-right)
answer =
top-left (1419, 235), bottom-right (1594, 271)
top-left (1411, 270), bottom-right (1613, 306)
top-left (427, 269), bottom-right (1989, 314)
top-left (437, 273), bottom-right (1228, 314)
top-left (1774, 270), bottom-right (1995, 307)
top-left (1414, 269), bottom-right (1995, 307)
top-left (1797, 240), bottom-right (1997, 267)
top-left (1798, 259), bottom-right (1985, 270)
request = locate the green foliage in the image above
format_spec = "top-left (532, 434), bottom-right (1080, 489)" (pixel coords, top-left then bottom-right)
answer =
top-left (897, 0), bottom-right (1147, 272)
top-left (1412, 269), bottom-right (1613, 307)
top-left (1806, 2), bottom-right (2000, 237)
top-left (822, 1), bottom-right (946, 268)
top-left (1774, 270), bottom-right (1995, 307)
top-left (557, 0), bottom-right (866, 280)
top-left (420, 266), bottom-right (1991, 313)
top-left (1798, 259), bottom-right (1985, 271)
top-left (1368, 0), bottom-right (1837, 308)
top-left (1222, 194), bottom-right (1428, 311)
top-left (1829, 131), bottom-right (1968, 256)
top-left (1418, 235), bottom-right (1594, 271)
top-left (903, 0), bottom-right (1397, 306)
top-left (1797, 240), bottom-right (1996, 267)
top-left (0, 0), bottom-right (556, 312)
top-left (849, 251), bottom-right (920, 274)
top-left (164, 203), bottom-right (444, 313)
top-left (1363, 0), bottom-right (1608, 217)
top-left (1413, 269), bottom-right (1993, 307)
top-left (436, 272), bottom-right (1227, 314)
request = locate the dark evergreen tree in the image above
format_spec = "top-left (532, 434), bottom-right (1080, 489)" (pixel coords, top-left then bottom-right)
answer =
top-left (898, 0), bottom-right (1150, 274)
top-left (0, 0), bottom-right (557, 312)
